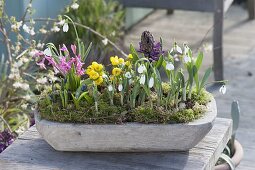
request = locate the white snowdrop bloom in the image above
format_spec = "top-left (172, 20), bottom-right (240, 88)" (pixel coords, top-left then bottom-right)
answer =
top-left (39, 28), bottom-right (47, 34)
top-left (183, 55), bottom-right (191, 64)
top-left (21, 83), bottom-right (30, 90)
top-left (118, 84), bottom-right (123, 92)
top-left (43, 48), bottom-right (52, 56)
top-left (51, 25), bottom-right (60, 32)
top-left (137, 64), bottom-right (146, 74)
top-left (166, 62), bottom-right (174, 71)
top-left (184, 45), bottom-right (190, 55)
top-left (57, 20), bottom-right (65, 26)
top-left (148, 77), bottom-right (154, 88)
top-left (21, 103), bottom-right (28, 110)
top-left (24, 95), bottom-right (31, 101)
top-left (176, 45), bottom-right (182, 54)
top-left (108, 85), bottom-right (113, 92)
top-left (37, 77), bottom-right (48, 84)
top-left (102, 74), bottom-right (108, 79)
top-left (22, 24), bottom-right (30, 33)
top-left (139, 74), bottom-right (146, 85)
top-left (219, 85), bottom-right (227, 95)
top-left (102, 38), bottom-right (108, 46)
top-left (124, 72), bottom-right (132, 79)
top-left (71, 3), bottom-right (79, 10)
top-left (13, 82), bottom-right (23, 88)
top-left (128, 79), bottom-right (133, 85)
top-left (63, 23), bottom-right (69, 32)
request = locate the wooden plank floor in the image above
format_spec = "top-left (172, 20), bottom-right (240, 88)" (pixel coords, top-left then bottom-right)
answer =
top-left (124, 5), bottom-right (255, 169)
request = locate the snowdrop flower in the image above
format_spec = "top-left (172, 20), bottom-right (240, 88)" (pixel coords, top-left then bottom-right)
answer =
top-left (51, 25), bottom-right (60, 32)
top-left (176, 45), bottom-right (182, 54)
top-left (124, 72), bottom-right (132, 79)
top-left (102, 74), bottom-right (108, 79)
top-left (129, 79), bottom-right (133, 85)
top-left (43, 48), bottom-right (52, 56)
top-left (57, 20), bottom-right (65, 26)
top-left (108, 85), bottom-right (113, 92)
top-left (102, 38), bottom-right (108, 46)
top-left (184, 44), bottom-right (190, 55)
top-left (148, 77), bottom-right (154, 88)
top-left (21, 103), bottom-right (28, 110)
top-left (137, 64), bottom-right (146, 74)
top-left (13, 82), bottom-right (23, 88)
top-left (71, 3), bottom-right (79, 10)
top-left (166, 62), bottom-right (174, 71)
top-left (183, 55), bottom-right (191, 64)
top-left (37, 77), bottom-right (48, 84)
top-left (63, 23), bottom-right (69, 32)
top-left (21, 83), bottom-right (30, 90)
top-left (139, 74), bottom-right (146, 85)
top-left (118, 84), bottom-right (123, 92)
top-left (219, 85), bottom-right (226, 95)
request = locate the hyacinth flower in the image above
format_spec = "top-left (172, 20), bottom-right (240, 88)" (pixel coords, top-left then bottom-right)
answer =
top-left (138, 31), bottom-right (164, 62)
top-left (0, 130), bottom-right (15, 153)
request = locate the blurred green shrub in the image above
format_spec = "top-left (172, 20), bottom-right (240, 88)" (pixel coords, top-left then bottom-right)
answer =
top-left (55, 0), bottom-right (125, 61)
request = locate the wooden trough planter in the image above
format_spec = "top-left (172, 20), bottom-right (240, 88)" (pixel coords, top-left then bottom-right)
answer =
top-left (35, 98), bottom-right (217, 152)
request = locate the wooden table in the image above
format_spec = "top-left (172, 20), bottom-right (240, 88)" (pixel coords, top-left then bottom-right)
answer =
top-left (119, 0), bottom-right (235, 81)
top-left (0, 118), bottom-right (232, 170)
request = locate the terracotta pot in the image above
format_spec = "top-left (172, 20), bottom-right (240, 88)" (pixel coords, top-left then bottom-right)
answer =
top-left (214, 140), bottom-right (244, 170)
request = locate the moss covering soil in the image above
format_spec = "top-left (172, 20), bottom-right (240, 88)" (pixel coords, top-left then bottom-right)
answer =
top-left (38, 89), bottom-right (212, 124)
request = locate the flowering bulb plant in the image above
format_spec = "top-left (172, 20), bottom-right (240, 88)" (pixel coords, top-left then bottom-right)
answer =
top-left (38, 27), bottom-right (223, 124)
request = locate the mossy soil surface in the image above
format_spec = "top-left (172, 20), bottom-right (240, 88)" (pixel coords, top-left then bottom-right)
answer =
top-left (38, 89), bottom-right (212, 124)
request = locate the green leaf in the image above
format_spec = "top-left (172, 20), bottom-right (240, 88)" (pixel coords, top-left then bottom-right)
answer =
top-left (82, 42), bottom-right (92, 61)
top-left (155, 55), bottom-right (163, 69)
top-left (130, 44), bottom-right (139, 64)
top-left (231, 101), bottom-right (240, 136)
top-left (195, 52), bottom-right (203, 71)
top-left (78, 92), bottom-right (93, 104)
top-left (200, 67), bottom-right (212, 89)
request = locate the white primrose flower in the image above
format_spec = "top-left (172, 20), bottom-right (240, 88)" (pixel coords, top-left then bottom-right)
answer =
top-left (37, 77), bottom-right (48, 84)
top-left (219, 85), bottom-right (227, 95)
top-left (108, 85), bottom-right (113, 92)
top-left (71, 3), bottom-right (79, 10)
top-left (102, 38), bottom-right (108, 46)
top-left (118, 84), bottom-right (123, 92)
top-left (124, 72), bottom-right (132, 79)
top-left (166, 62), bottom-right (174, 71)
top-left (63, 23), bottom-right (69, 32)
top-left (148, 77), bottom-right (154, 88)
top-left (183, 55), bottom-right (191, 64)
top-left (21, 103), bottom-right (28, 110)
top-left (139, 74), bottom-right (146, 85)
top-left (43, 48), bottom-right (52, 56)
top-left (137, 64), bottom-right (146, 74)
top-left (51, 25), bottom-right (60, 32)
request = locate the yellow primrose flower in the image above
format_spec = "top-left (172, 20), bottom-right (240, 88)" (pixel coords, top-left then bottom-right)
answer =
top-left (125, 61), bottom-right (131, 67)
top-left (118, 58), bottom-right (125, 65)
top-left (95, 76), bottom-right (103, 85)
top-left (110, 56), bottom-right (120, 66)
top-left (127, 54), bottom-right (133, 60)
top-left (89, 70), bottom-right (100, 80)
top-left (86, 65), bottom-right (94, 75)
top-left (112, 68), bottom-right (122, 76)
top-left (92, 62), bottom-right (103, 72)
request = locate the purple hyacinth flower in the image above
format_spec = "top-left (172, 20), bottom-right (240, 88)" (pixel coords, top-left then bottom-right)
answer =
top-left (0, 130), bottom-right (15, 153)
top-left (138, 31), bottom-right (164, 62)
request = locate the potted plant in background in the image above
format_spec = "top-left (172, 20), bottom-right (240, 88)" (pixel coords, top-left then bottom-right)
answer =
top-left (35, 17), bottom-right (224, 151)
top-left (215, 101), bottom-right (244, 170)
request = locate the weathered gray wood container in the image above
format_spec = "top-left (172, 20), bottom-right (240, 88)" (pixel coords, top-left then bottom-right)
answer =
top-left (35, 98), bottom-right (217, 152)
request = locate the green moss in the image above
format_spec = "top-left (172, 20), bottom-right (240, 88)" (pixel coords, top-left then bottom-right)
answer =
top-left (191, 89), bottom-right (212, 105)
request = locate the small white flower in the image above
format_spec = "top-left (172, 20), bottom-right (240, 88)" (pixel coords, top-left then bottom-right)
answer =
top-left (219, 85), bottom-right (226, 95)
top-left (129, 79), bottom-right (133, 85)
top-left (118, 84), bottom-right (123, 92)
top-left (13, 82), bottom-right (22, 88)
top-left (29, 28), bottom-right (35, 36)
top-left (57, 20), bottom-right (65, 26)
top-left (21, 83), bottom-right (30, 90)
top-left (11, 21), bottom-right (23, 31)
top-left (137, 64), bottom-right (146, 74)
top-left (22, 24), bottom-right (30, 33)
top-left (183, 55), bottom-right (191, 63)
top-left (37, 43), bottom-right (44, 49)
top-left (43, 48), bottom-right (52, 56)
top-left (51, 25), bottom-right (60, 32)
top-left (184, 45), bottom-right (190, 55)
top-left (21, 103), bottom-right (28, 110)
top-left (139, 74), bottom-right (146, 85)
top-left (124, 72), bottom-right (132, 79)
top-left (71, 3), bottom-right (79, 10)
top-left (39, 28), bottom-right (47, 34)
top-left (63, 23), bottom-right (69, 32)
top-left (176, 45), bottom-right (182, 54)
top-left (148, 77), bottom-right (154, 88)
top-left (102, 74), bottom-right (108, 79)
top-left (24, 95), bottom-right (31, 101)
top-left (37, 77), bottom-right (47, 84)
top-left (108, 85), bottom-right (113, 92)
top-left (166, 62), bottom-right (174, 71)
top-left (102, 38), bottom-right (108, 46)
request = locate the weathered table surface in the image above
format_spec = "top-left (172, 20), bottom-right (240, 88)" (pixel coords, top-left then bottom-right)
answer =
top-left (0, 118), bottom-right (232, 170)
